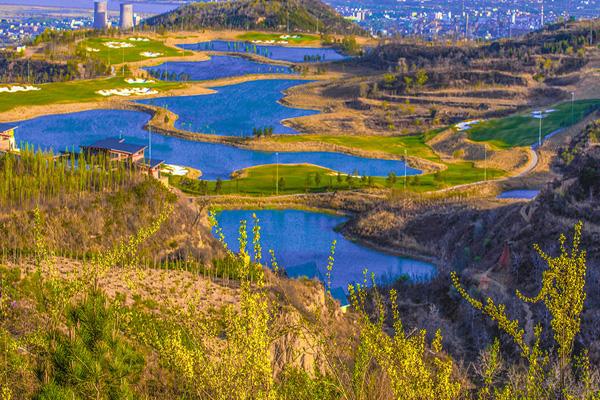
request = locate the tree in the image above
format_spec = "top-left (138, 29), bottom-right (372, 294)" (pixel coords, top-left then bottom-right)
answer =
top-left (452, 222), bottom-right (590, 398)
top-left (314, 172), bottom-right (322, 187)
top-left (416, 68), bottom-right (429, 87)
top-left (215, 178), bottom-right (223, 194)
top-left (403, 76), bottom-right (413, 92)
top-left (278, 177), bottom-right (286, 192)
top-left (386, 172), bottom-right (397, 187)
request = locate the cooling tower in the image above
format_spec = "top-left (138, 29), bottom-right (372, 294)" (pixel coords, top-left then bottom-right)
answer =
top-left (93, 1), bottom-right (108, 30)
top-left (120, 3), bottom-right (134, 30)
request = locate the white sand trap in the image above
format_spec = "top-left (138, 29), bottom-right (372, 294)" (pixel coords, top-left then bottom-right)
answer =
top-left (129, 37), bottom-right (150, 42)
top-left (96, 87), bottom-right (158, 97)
top-left (125, 78), bottom-right (155, 84)
top-left (86, 47), bottom-right (100, 52)
top-left (0, 85), bottom-right (41, 94)
top-left (104, 41), bottom-right (134, 49)
top-left (140, 51), bottom-right (163, 58)
top-left (161, 164), bottom-right (189, 176)
top-left (455, 120), bottom-right (483, 131)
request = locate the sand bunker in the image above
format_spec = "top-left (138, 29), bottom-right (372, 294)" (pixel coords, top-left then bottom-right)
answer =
top-left (96, 87), bottom-right (158, 97)
top-left (161, 164), bottom-right (189, 176)
top-left (104, 41), bottom-right (135, 49)
top-left (0, 85), bottom-right (41, 94)
top-left (455, 120), bottom-right (483, 131)
top-left (129, 37), bottom-right (150, 42)
top-left (140, 51), bottom-right (163, 58)
top-left (252, 40), bottom-right (288, 44)
top-left (125, 78), bottom-right (156, 84)
top-left (86, 47), bottom-right (100, 52)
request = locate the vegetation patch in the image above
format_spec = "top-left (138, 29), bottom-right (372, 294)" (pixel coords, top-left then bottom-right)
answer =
top-left (0, 77), bottom-right (181, 113)
top-left (269, 132), bottom-right (441, 161)
top-left (468, 99), bottom-right (600, 148)
top-left (169, 161), bottom-right (504, 196)
top-left (236, 32), bottom-right (320, 44)
top-left (79, 37), bottom-right (192, 64)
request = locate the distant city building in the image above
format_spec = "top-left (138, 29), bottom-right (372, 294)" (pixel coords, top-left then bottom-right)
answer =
top-left (93, 1), bottom-right (108, 30)
top-left (120, 3), bottom-right (134, 30)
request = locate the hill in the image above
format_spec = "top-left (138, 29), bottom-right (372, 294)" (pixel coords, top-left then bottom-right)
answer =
top-left (144, 0), bottom-right (364, 35)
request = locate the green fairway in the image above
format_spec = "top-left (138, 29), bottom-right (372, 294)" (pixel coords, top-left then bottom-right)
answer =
top-left (269, 131), bottom-right (443, 162)
top-left (80, 37), bottom-right (192, 64)
top-left (169, 161), bottom-right (504, 196)
top-left (236, 32), bottom-right (320, 44)
top-left (468, 99), bottom-right (600, 148)
top-left (0, 77), bottom-right (182, 113)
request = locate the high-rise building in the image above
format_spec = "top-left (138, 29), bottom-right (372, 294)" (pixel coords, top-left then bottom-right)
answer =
top-left (93, 1), bottom-right (108, 30)
top-left (120, 3), bottom-right (134, 30)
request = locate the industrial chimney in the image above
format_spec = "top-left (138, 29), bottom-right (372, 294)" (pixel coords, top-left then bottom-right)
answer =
top-left (120, 3), bottom-right (134, 30)
top-left (93, 1), bottom-right (108, 30)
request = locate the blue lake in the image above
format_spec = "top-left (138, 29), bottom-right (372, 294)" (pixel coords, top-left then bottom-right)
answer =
top-left (10, 109), bottom-right (421, 180)
top-left (143, 55), bottom-right (297, 82)
top-left (139, 79), bottom-right (319, 136)
top-left (497, 189), bottom-right (540, 199)
top-left (215, 209), bottom-right (436, 303)
top-left (178, 40), bottom-right (348, 63)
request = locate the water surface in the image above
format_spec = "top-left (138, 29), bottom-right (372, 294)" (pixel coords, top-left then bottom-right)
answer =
top-left (144, 55), bottom-right (296, 82)
top-left (497, 189), bottom-right (540, 200)
top-left (215, 209), bottom-right (436, 302)
top-left (11, 109), bottom-right (421, 180)
top-left (139, 79), bottom-right (318, 136)
top-left (179, 40), bottom-right (348, 63)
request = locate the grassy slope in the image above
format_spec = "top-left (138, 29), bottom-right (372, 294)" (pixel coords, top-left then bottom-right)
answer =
top-left (0, 77), bottom-right (181, 113)
top-left (270, 132), bottom-right (440, 161)
top-left (468, 99), bottom-right (600, 148)
top-left (79, 37), bottom-right (192, 64)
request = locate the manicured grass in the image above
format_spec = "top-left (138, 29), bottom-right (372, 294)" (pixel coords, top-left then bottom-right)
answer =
top-left (468, 99), bottom-right (600, 148)
top-left (236, 32), bottom-right (320, 44)
top-left (270, 131), bottom-right (443, 162)
top-left (170, 161), bottom-right (504, 196)
top-left (80, 37), bottom-right (192, 64)
top-left (0, 77), bottom-right (182, 113)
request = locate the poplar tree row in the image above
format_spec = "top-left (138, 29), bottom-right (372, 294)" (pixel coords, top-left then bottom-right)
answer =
top-left (0, 146), bottom-right (140, 209)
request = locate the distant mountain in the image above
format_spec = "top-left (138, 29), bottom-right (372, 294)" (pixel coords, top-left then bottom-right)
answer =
top-left (144, 0), bottom-right (364, 35)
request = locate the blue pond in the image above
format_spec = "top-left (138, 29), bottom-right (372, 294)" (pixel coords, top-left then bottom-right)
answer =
top-left (143, 55), bottom-right (296, 82)
top-left (10, 109), bottom-right (421, 180)
top-left (139, 79), bottom-right (318, 136)
top-left (178, 40), bottom-right (348, 63)
top-left (215, 209), bottom-right (436, 302)
top-left (497, 189), bottom-right (540, 200)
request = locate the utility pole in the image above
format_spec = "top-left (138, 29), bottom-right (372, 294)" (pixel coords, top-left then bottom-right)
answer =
top-left (484, 146), bottom-right (487, 181)
top-left (571, 92), bottom-right (575, 126)
top-left (538, 113), bottom-right (543, 147)
top-left (404, 149), bottom-right (407, 191)
top-left (149, 125), bottom-right (152, 162)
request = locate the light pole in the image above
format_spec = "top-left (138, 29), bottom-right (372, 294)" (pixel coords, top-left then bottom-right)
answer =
top-left (276, 152), bottom-right (279, 195)
top-left (484, 145), bottom-right (487, 181)
top-left (403, 149), bottom-right (407, 190)
top-left (538, 113), bottom-right (543, 148)
top-left (571, 91), bottom-right (575, 126)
